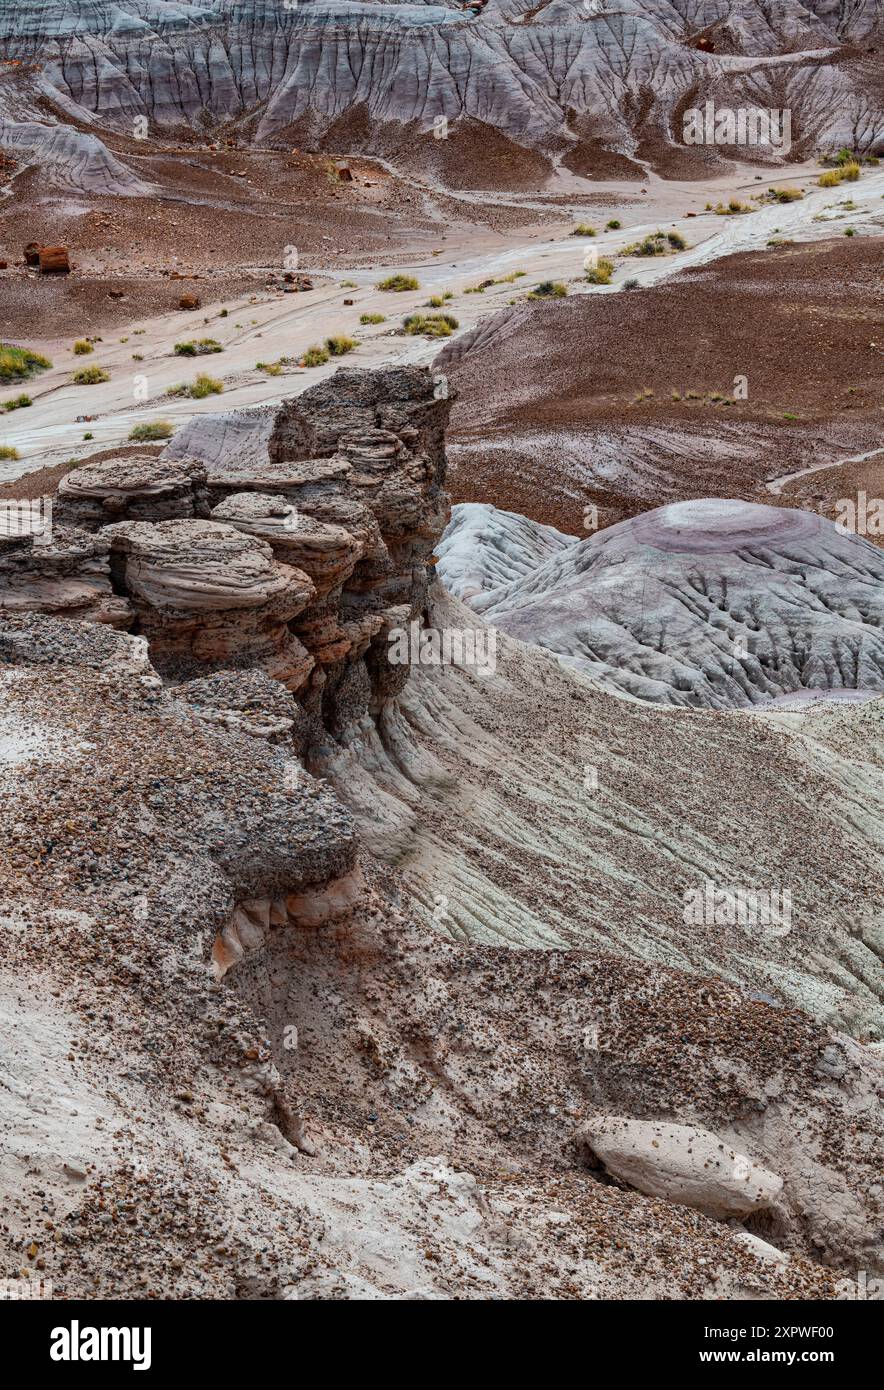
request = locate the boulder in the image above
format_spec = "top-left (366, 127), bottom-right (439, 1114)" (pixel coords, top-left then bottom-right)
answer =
top-left (581, 1116), bottom-right (783, 1218)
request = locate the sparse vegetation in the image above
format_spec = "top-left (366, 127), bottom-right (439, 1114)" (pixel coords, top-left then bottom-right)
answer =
top-left (73, 339), bottom-right (94, 355)
top-left (129, 420), bottom-right (175, 442)
top-left (83, 432), bottom-right (93, 440)
top-left (528, 281), bottom-right (567, 299)
top-left (256, 361), bottom-right (283, 375)
top-left (606, 219), bottom-right (621, 230)
top-left (623, 228), bottom-right (688, 257)
top-left (585, 258), bottom-right (614, 285)
top-left (0, 445), bottom-right (21, 461)
top-left (2, 394), bottom-right (32, 412)
top-left (360, 312), bottom-right (386, 324)
top-left (622, 278), bottom-right (639, 290)
top-left (325, 335), bottom-right (357, 356)
top-left (72, 366), bottom-right (109, 385)
top-left (573, 224), bottom-right (596, 236)
top-left (767, 186), bottom-right (803, 203)
top-left (819, 161), bottom-right (860, 188)
top-left (712, 199), bottom-right (751, 215)
top-left (167, 373), bottom-right (223, 399)
top-left (403, 312), bottom-right (459, 339)
top-left (0, 344), bottom-right (52, 382)
top-left (845, 227), bottom-right (856, 236)
top-left (376, 274), bottom-right (420, 292)
top-left (174, 338), bottom-right (223, 356)
top-left (301, 345), bottom-right (330, 368)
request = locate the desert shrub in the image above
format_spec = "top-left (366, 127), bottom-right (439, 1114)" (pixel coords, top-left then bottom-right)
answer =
top-left (73, 339), bottom-right (93, 355)
top-left (360, 313), bottom-right (385, 324)
top-left (3, 394), bottom-right (32, 412)
top-left (622, 278), bottom-right (639, 290)
top-left (256, 361), bottom-right (283, 375)
top-left (840, 161), bottom-right (861, 181)
top-left (768, 186), bottom-right (803, 202)
top-left (585, 258), bottom-right (614, 285)
top-left (606, 219), bottom-right (621, 229)
top-left (528, 281), bottom-right (567, 298)
top-left (128, 421), bottom-right (174, 442)
top-left (174, 338), bottom-right (223, 356)
top-left (0, 445), bottom-right (20, 460)
top-left (403, 313), bottom-right (459, 339)
top-left (818, 169), bottom-right (843, 188)
top-left (667, 230), bottom-right (688, 249)
top-left (167, 373), bottom-right (223, 399)
top-left (573, 224), bottom-right (596, 236)
top-left (325, 335), bottom-right (357, 356)
top-left (72, 366), bottom-right (109, 384)
top-left (301, 345), bottom-right (330, 367)
top-left (376, 274), bottom-right (419, 292)
top-left (0, 345), bottom-right (52, 382)
top-left (845, 227), bottom-right (856, 236)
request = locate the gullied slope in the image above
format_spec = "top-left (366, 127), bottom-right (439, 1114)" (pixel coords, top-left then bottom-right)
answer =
top-left (3, 0), bottom-right (883, 183)
top-left (451, 498), bottom-right (884, 709)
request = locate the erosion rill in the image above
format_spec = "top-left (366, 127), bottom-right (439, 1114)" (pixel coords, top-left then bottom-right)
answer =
top-left (0, 368), bottom-right (882, 1300)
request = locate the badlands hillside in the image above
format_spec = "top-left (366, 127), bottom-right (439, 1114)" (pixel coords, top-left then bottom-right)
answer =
top-left (0, 366), bottom-right (882, 1303)
top-left (0, 0), bottom-right (882, 1315)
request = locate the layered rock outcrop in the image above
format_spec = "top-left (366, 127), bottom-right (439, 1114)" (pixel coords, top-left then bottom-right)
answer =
top-left (0, 366), bottom-right (453, 733)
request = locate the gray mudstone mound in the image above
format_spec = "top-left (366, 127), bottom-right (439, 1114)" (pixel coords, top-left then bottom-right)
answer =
top-left (469, 499), bottom-right (884, 709)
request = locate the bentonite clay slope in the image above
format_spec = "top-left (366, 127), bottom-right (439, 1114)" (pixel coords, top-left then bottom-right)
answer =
top-left (446, 498), bottom-right (884, 709)
top-left (0, 613), bottom-right (882, 1297)
top-left (3, 0), bottom-right (883, 184)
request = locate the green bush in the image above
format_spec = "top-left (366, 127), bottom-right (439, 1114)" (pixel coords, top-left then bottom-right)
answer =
top-left (325, 335), bottom-right (357, 356)
top-left (2, 393), bottom-right (32, 412)
top-left (174, 338), bottom-right (223, 356)
top-left (622, 278), bottom-right (639, 290)
top-left (167, 373), bottom-right (223, 399)
top-left (0, 445), bottom-right (20, 461)
top-left (606, 219), bottom-right (621, 230)
top-left (73, 339), bottom-right (94, 355)
top-left (360, 313), bottom-right (385, 324)
top-left (376, 274), bottom-right (419, 292)
top-left (301, 345), bottom-right (330, 367)
top-left (128, 421), bottom-right (174, 442)
top-left (402, 312), bottom-right (459, 339)
top-left (0, 344), bottom-right (52, 382)
top-left (572, 224), bottom-right (596, 236)
top-left (72, 365), bottom-right (109, 384)
top-left (585, 258), bottom-right (614, 285)
top-left (528, 281), bottom-right (567, 299)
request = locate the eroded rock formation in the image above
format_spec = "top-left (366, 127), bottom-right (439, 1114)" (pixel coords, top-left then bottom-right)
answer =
top-left (0, 366), bottom-right (881, 1300)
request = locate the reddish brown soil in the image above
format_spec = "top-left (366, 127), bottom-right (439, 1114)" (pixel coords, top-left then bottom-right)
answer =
top-left (441, 238), bottom-right (884, 536)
